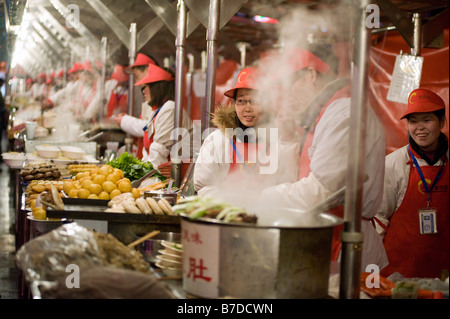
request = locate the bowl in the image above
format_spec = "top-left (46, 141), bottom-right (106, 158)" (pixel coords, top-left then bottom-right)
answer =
top-left (60, 146), bottom-right (86, 160)
top-left (161, 240), bottom-right (183, 256)
top-left (137, 232), bottom-right (181, 264)
top-left (155, 262), bottom-right (182, 277)
top-left (158, 249), bottom-right (183, 262)
top-left (2, 152), bottom-right (27, 169)
top-left (156, 255), bottom-right (182, 268)
top-left (36, 145), bottom-right (60, 158)
top-left (143, 191), bottom-right (178, 205)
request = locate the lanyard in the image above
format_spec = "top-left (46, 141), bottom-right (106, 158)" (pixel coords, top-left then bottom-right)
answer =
top-left (230, 138), bottom-right (247, 169)
top-left (143, 106), bottom-right (162, 132)
top-left (408, 145), bottom-right (445, 207)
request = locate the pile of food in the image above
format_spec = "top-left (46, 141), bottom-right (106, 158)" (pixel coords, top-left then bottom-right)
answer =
top-left (107, 152), bottom-right (165, 182)
top-left (20, 162), bottom-right (62, 182)
top-left (67, 163), bottom-right (99, 174)
top-left (105, 192), bottom-right (174, 215)
top-left (63, 164), bottom-right (140, 201)
top-left (172, 196), bottom-right (258, 224)
top-left (15, 223), bottom-right (151, 285)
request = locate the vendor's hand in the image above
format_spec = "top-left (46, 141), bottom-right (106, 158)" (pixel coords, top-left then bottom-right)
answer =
top-left (157, 161), bottom-right (172, 179)
top-left (111, 113), bottom-right (126, 126)
top-left (41, 99), bottom-right (53, 111)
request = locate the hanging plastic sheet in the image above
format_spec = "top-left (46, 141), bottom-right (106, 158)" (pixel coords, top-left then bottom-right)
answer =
top-left (368, 29), bottom-right (449, 155)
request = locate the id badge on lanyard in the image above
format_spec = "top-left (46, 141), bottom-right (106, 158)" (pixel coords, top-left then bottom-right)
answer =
top-left (409, 146), bottom-right (443, 235)
top-left (418, 208), bottom-right (437, 234)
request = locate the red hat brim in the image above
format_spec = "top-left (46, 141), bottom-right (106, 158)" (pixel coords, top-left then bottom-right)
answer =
top-left (400, 88), bottom-right (445, 119)
top-left (134, 64), bottom-right (174, 86)
top-left (126, 53), bottom-right (156, 73)
top-left (224, 67), bottom-right (258, 98)
top-left (111, 65), bottom-right (130, 83)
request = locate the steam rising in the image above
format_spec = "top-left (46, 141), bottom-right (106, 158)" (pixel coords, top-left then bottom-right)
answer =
top-left (206, 4), bottom-right (354, 214)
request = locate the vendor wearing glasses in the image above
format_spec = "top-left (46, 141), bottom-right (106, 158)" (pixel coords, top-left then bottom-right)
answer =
top-left (194, 67), bottom-right (298, 201)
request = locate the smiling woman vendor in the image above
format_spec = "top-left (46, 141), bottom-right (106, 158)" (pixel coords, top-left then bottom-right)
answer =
top-left (374, 88), bottom-right (449, 279)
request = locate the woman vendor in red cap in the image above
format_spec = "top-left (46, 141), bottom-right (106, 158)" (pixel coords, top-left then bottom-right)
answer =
top-left (374, 88), bottom-right (449, 279)
top-left (112, 53), bottom-right (157, 159)
top-left (194, 67), bottom-right (298, 200)
top-left (135, 63), bottom-right (192, 170)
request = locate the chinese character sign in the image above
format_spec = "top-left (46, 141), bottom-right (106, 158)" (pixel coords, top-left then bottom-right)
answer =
top-left (181, 220), bottom-right (220, 298)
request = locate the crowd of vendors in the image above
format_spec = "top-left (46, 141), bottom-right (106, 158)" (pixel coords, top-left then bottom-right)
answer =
top-left (2, 38), bottom-right (448, 298)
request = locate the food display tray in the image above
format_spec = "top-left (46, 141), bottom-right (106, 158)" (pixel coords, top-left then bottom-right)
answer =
top-left (46, 198), bottom-right (181, 224)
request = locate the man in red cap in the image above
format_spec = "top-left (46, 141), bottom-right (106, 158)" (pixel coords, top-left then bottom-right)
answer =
top-left (31, 72), bottom-right (48, 101)
top-left (374, 88), bottom-right (448, 279)
top-left (112, 53), bottom-right (157, 158)
top-left (259, 44), bottom-right (388, 271)
top-left (103, 65), bottom-right (129, 118)
top-left (42, 62), bottom-right (83, 110)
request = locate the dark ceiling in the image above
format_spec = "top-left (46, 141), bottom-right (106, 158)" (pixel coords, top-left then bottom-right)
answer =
top-left (2, 0), bottom-right (449, 75)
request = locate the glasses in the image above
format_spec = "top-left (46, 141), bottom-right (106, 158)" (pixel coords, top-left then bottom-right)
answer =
top-left (235, 98), bottom-right (258, 106)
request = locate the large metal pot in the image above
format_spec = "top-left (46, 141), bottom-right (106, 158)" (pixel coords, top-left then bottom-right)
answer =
top-left (181, 207), bottom-right (343, 299)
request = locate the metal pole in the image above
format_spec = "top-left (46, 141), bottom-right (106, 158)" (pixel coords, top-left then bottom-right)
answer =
top-left (175, 0), bottom-right (187, 130)
top-left (411, 13), bottom-right (422, 56)
top-left (204, 0), bottom-right (220, 131)
top-left (173, 0), bottom-right (188, 187)
top-left (339, 0), bottom-right (371, 299)
top-left (128, 23), bottom-right (137, 118)
top-left (98, 36), bottom-right (107, 122)
top-left (186, 53), bottom-right (195, 117)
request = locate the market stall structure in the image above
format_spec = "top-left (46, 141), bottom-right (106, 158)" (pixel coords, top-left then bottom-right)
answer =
top-left (0, 0), bottom-right (449, 300)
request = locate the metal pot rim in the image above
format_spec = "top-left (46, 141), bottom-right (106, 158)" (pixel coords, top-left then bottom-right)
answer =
top-left (179, 207), bottom-right (344, 229)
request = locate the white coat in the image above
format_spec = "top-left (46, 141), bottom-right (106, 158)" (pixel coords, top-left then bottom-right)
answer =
top-left (194, 128), bottom-right (300, 201)
top-left (140, 100), bottom-right (193, 169)
top-left (194, 103), bottom-right (300, 208)
top-left (119, 101), bottom-right (152, 137)
top-left (82, 78), bottom-right (117, 121)
top-left (259, 96), bottom-right (389, 270)
top-left (374, 145), bottom-right (449, 238)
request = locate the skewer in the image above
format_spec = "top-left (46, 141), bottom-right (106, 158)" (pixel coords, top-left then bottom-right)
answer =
top-left (127, 230), bottom-right (160, 248)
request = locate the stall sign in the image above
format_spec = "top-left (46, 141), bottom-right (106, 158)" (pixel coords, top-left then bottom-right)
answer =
top-left (182, 221), bottom-right (220, 298)
top-left (387, 53), bottom-right (424, 104)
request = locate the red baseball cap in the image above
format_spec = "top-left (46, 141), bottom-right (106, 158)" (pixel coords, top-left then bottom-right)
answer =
top-left (224, 67), bottom-right (258, 98)
top-left (285, 47), bottom-right (330, 74)
top-left (111, 65), bottom-right (130, 83)
top-left (68, 62), bottom-right (83, 74)
top-left (400, 88), bottom-right (445, 119)
top-left (79, 60), bottom-right (93, 73)
top-left (126, 53), bottom-right (156, 73)
top-left (134, 63), bottom-right (174, 86)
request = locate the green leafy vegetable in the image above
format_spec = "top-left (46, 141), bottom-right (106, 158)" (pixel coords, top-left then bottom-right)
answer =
top-left (106, 152), bottom-right (166, 181)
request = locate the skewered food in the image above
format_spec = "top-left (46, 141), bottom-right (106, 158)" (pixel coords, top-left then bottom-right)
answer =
top-left (172, 196), bottom-right (258, 224)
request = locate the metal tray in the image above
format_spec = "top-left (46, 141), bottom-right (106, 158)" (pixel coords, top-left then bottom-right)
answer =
top-left (46, 197), bottom-right (180, 224)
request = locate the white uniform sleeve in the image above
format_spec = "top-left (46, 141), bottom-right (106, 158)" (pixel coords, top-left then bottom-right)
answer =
top-left (147, 101), bottom-right (176, 168)
top-left (120, 115), bottom-right (148, 137)
top-left (194, 130), bottom-right (230, 196)
top-left (82, 79), bottom-right (103, 121)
